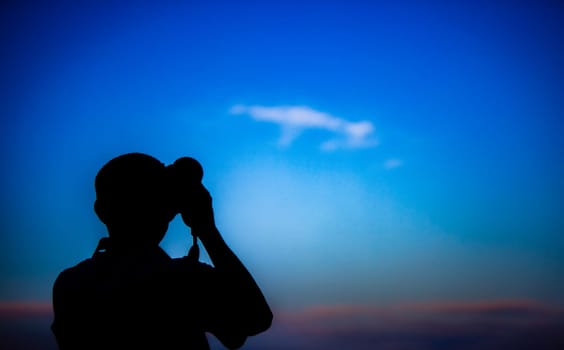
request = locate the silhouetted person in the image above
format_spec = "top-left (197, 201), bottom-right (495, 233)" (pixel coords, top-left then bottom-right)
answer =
top-left (51, 153), bottom-right (272, 349)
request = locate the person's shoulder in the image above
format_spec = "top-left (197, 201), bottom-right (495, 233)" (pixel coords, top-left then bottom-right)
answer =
top-left (54, 256), bottom-right (104, 288)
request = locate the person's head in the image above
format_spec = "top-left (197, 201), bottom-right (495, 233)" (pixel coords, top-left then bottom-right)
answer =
top-left (94, 153), bottom-right (176, 248)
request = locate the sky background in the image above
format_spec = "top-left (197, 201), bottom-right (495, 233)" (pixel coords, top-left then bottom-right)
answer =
top-left (1, 1), bottom-right (563, 349)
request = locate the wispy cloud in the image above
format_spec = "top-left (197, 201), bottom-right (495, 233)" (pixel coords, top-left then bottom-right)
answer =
top-left (384, 158), bottom-right (403, 170)
top-left (230, 105), bottom-right (377, 151)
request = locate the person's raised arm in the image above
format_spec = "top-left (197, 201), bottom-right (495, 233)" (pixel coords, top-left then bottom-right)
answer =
top-left (182, 184), bottom-right (273, 340)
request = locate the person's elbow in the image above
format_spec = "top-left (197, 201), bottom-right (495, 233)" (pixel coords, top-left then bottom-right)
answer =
top-left (216, 308), bottom-right (273, 349)
top-left (247, 306), bottom-right (273, 336)
top-left (222, 311), bottom-right (272, 349)
top-left (222, 334), bottom-right (247, 350)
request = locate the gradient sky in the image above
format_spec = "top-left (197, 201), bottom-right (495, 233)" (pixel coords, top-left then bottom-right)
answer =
top-left (1, 0), bottom-right (563, 318)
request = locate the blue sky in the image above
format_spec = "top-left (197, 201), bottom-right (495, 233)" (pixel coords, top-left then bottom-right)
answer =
top-left (1, 0), bottom-right (563, 333)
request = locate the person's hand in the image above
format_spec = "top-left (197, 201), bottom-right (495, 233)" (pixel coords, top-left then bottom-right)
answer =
top-left (180, 184), bottom-right (216, 235)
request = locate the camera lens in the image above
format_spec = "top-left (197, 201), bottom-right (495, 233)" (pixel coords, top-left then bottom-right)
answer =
top-left (172, 157), bottom-right (203, 183)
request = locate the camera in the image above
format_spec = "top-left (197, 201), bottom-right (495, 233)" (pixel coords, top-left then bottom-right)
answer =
top-left (166, 157), bottom-right (205, 221)
top-left (169, 156), bottom-right (204, 183)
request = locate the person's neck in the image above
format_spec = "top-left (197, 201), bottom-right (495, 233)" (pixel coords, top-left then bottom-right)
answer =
top-left (102, 236), bottom-right (161, 256)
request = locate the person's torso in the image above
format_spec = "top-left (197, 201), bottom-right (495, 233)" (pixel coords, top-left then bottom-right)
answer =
top-left (54, 248), bottom-right (212, 349)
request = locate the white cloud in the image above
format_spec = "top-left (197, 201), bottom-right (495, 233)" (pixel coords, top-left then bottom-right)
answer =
top-left (384, 158), bottom-right (403, 170)
top-left (230, 104), bottom-right (377, 150)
